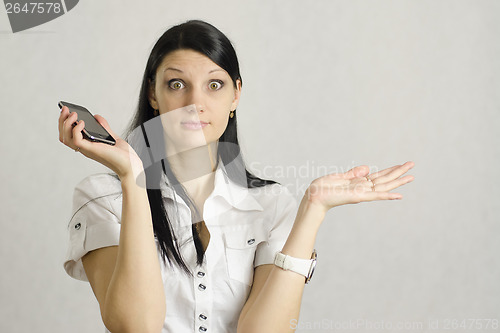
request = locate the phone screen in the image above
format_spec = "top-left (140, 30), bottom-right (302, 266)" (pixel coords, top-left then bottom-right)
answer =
top-left (59, 101), bottom-right (115, 145)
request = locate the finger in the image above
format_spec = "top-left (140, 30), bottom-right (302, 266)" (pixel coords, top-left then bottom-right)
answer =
top-left (72, 119), bottom-right (84, 142)
top-left (367, 165), bottom-right (400, 181)
top-left (373, 161), bottom-right (415, 185)
top-left (94, 115), bottom-right (119, 139)
top-left (356, 190), bottom-right (403, 202)
top-left (61, 111), bottom-right (79, 146)
top-left (58, 106), bottom-right (70, 142)
top-left (72, 120), bottom-right (92, 152)
top-left (342, 165), bottom-right (370, 180)
top-left (373, 174), bottom-right (414, 192)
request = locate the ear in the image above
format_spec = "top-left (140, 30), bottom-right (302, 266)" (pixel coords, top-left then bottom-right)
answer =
top-left (230, 79), bottom-right (242, 111)
top-left (148, 78), bottom-right (159, 110)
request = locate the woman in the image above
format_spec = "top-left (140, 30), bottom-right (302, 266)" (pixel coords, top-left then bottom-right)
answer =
top-left (58, 20), bottom-right (414, 333)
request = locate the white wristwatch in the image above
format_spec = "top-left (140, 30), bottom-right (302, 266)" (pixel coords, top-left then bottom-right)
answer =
top-left (274, 250), bottom-right (317, 284)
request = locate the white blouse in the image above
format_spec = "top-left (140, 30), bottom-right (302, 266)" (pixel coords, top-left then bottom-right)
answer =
top-left (63, 161), bottom-right (298, 333)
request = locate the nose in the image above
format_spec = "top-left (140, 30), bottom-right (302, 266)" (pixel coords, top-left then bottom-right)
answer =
top-left (186, 87), bottom-right (205, 113)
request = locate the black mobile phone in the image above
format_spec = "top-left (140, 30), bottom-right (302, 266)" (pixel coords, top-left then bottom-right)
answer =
top-left (58, 101), bottom-right (116, 145)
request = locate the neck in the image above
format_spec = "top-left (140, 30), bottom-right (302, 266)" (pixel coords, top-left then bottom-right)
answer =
top-left (166, 141), bottom-right (218, 185)
top-left (166, 142), bottom-right (218, 215)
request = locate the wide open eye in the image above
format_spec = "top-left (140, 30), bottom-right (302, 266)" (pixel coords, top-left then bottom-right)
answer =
top-left (209, 80), bottom-right (223, 91)
top-left (168, 80), bottom-right (185, 90)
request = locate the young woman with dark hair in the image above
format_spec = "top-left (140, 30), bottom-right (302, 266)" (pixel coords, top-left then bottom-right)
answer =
top-left (58, 20), bottom-right (414, 333)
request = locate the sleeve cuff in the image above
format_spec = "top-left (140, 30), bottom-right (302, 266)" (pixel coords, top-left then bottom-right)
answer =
top-left (63, 218), bottom-right (121, 282)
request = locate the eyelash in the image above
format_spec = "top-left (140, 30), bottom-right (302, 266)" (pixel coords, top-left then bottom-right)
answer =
top-left (167, 79), bottom-right (224, 91)
top-left (208, 79), bottom-right (224, 90)
top-left (167, 79), bottom-right (185, 90)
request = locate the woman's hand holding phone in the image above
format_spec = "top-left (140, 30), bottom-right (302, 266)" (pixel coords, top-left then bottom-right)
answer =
top-left (58, 105), bottom-right (144, 181)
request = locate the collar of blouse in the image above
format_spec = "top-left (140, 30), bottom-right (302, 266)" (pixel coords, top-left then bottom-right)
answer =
top-left (159, 158), bottom-right (264, 227)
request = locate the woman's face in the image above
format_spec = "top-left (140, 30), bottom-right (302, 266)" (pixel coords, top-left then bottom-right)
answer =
top-left (149, 49), bottom-right (241, 153)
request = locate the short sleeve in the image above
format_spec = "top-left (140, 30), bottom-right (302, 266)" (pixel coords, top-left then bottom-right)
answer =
top-left (63, 174), bottom-right (123, 281)
top-left (254, 185), bottom-right (298, 267)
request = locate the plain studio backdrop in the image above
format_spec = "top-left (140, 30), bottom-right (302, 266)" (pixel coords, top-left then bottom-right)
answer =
top-left (1, 1), bottom-right (499, 332)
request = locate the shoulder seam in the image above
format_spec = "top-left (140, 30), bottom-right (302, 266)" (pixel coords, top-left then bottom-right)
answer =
top-left (68, 191), bottom-right (122, 227)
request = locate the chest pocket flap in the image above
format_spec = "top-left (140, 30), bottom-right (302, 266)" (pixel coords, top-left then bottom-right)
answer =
top-left (223, 224), bottom-right (268, 285)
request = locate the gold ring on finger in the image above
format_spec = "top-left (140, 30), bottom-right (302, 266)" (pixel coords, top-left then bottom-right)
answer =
top-left (365, 176), bottom-right (375, 191)
top-left (74, 147), bottom-right (80, 153)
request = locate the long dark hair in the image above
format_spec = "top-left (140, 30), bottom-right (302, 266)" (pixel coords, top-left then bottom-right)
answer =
top-left (124, 20), bottom-right (277, 274)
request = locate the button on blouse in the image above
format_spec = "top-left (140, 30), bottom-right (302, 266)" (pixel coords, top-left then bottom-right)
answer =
top-left (63, 160), bottom-right (298, 333)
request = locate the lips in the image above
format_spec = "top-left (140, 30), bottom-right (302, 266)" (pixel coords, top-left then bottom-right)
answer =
top-left (180, 120), bottom-right (209, 130)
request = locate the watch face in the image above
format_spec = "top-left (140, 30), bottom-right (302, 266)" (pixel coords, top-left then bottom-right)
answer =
top-left (305, 250), bottom-right (317, 284)
top-left (306, 260), bottom-right (317, 284)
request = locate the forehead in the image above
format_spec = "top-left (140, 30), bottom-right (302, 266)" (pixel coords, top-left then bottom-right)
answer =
top-left (158, 49), bottom-right (225, 75)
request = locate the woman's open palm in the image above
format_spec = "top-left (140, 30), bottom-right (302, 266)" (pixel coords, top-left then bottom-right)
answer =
top-left (306, 161), bottom-right (415, 212)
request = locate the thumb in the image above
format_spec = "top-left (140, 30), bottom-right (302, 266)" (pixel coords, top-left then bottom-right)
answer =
top-left (343, 165), bottom-right (370, 180)
top-left (94, 114), bottom-right (119, 139)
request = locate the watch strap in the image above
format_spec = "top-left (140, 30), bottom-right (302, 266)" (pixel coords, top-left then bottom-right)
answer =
top-left (274, 250), bottom-right (317, 283)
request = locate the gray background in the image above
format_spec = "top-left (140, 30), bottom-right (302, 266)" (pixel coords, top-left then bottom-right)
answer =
top-left (1, 1), bottom-right (499, 332)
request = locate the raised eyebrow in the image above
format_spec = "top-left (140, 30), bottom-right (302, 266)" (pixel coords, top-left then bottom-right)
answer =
top-left (163, 67), bottom-right (183, 73)
top-left (163, 67), bottom-right (224, 74)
